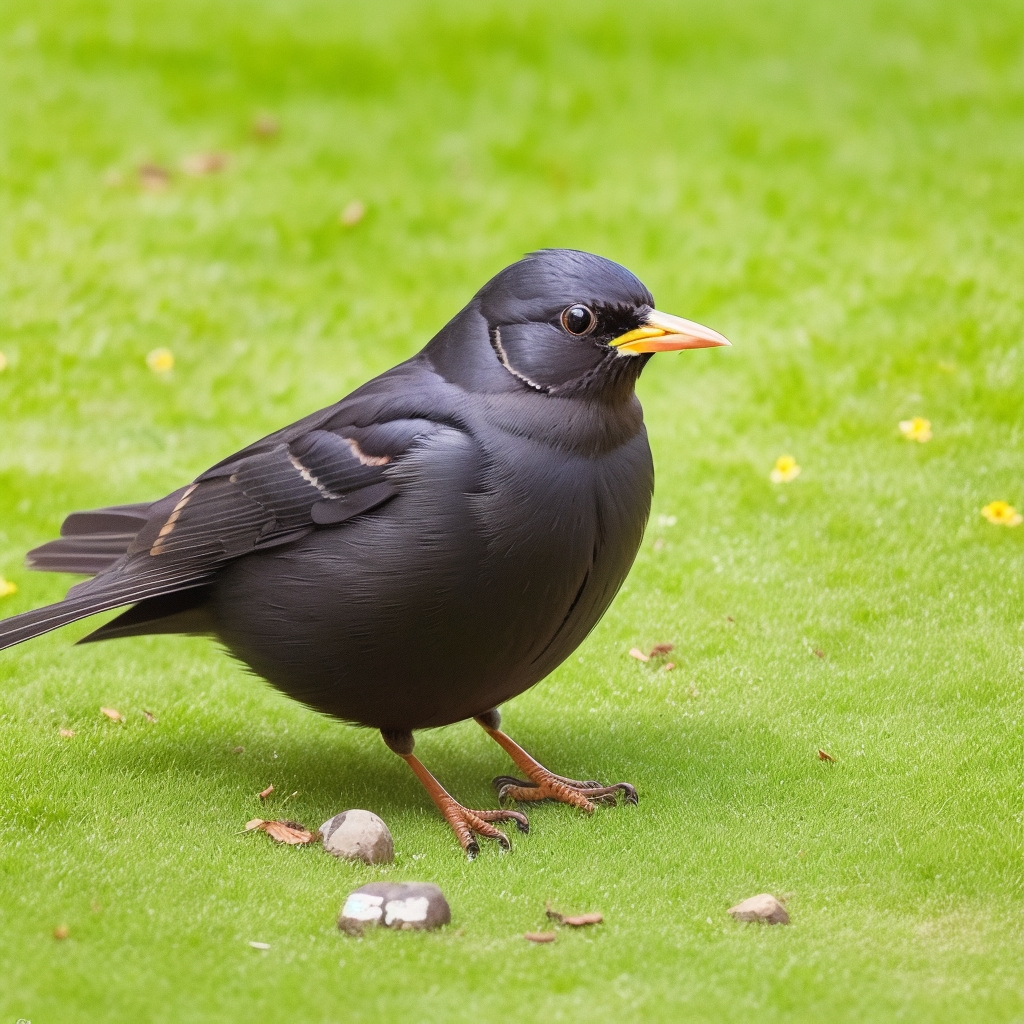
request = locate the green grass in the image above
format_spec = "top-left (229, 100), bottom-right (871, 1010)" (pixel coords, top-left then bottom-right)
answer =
top-left (2, 0), bottom-right (1023, 1019)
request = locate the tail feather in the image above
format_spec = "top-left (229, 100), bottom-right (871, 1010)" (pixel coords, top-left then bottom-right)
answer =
top-left (25, 501), bottom-right (154, 577)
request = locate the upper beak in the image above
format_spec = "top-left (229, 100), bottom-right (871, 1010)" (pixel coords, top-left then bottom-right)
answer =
top-left (610, 309), bottom-right (732, 354)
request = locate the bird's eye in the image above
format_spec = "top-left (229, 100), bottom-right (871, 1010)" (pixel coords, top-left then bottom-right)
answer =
top-left (560, 304), bottom-right (597, 336)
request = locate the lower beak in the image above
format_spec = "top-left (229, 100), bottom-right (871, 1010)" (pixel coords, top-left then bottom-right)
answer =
top-left (610, 309), bottom-right (731, 354)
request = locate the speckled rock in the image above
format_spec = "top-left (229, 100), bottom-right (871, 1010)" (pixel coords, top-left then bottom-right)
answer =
top-left (727, 893), bottom-right (790, 925)
top-left (320, 810), bottom-right (394, 865)
top-left (338, 882), bottom-right (450, 936)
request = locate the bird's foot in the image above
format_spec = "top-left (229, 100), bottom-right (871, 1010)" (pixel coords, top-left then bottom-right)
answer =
top-left (493, 770), bottom-right (638, 813)
top-left (436, 797), bottom-right (529, 860)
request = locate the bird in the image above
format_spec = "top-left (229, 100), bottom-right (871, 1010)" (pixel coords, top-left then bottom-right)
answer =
top-left (0, 249), bottom-right (729, 857)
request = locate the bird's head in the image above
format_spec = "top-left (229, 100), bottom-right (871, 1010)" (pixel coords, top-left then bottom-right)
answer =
top-left (425, 249), bottom-right (730, 402)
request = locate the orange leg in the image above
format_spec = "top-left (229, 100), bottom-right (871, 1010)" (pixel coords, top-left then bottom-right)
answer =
top-left (474, 709), bottom-right (638, 812)
top-left (381, 729), bottom-right (528, 859)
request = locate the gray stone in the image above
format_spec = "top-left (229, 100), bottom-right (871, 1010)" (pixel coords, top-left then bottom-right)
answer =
top-left (727, 893), bottom-right (790, 925)
top-left (320, 809), bottom-right (394, 865)
top-left (338, 882), bottom-right (450, 936)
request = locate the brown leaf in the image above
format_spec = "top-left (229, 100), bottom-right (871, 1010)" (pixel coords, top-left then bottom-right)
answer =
top-left (628, 647), bottom-right (649, 662)
top-left (138, 163), bottom-right (170, 191)
top-left (142, 710), bottom-right (157, 722)
top-left (258, 784), bottom-right (274, 800)
top-left (813, 648), bottom-right (825, 659)
top-left (725, 615), bottom-right (735, 622)
top-left (253, 114), bottom-right (279, 139)
top-left (649, 643), bottom-right (674, 657)
top-left (546, 903), bottom-right (603, 927)
top-left (100, 707), bottom-right (122, 722)
top-left (524, 931), bottom-right (556, 943)
top-left (340, 200), bottom-right (365, 226)
top-left (181, 152), bottom-right (227, 176)
top-left (59, 728), bottom-right (75, 738)
top-left (263, 820), bottom-right (319, 845)
top-left (817, 749), bottom-right (835, 762)
top-left (232, 745), bottom-right (245, 754)
top-left (663, 662), bottom-right (676, 672)
top-left (53, 925), bottom-right (69, 940)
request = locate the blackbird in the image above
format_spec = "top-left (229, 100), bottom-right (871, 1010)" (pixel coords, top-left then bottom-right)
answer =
top-left (0, 249), bottom-right (729, 856)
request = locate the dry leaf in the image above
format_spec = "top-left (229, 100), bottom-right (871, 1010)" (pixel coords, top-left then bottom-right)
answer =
top-left (546, 903), bottom-right (603, 927)
top-left (663, 661), bottom-right (676, 672)
top-left (649, 643), bottom-right (674, 657)
top-left (138, 162), bottom-right (171, 191)
top-left (628, 648), bottom-right (649, 662)
top-left (253, 114), bottom-right (279, 138)
top-left (524, 931), bottom-right (556, 943)
top-left (725, 615), bottom-right (735, 622)
top-left (813, 648), bottom-right (825, 658)
top-left (232, 745), bottom-right (245, 754)
top-left (53, 925), bottom-right (69, 940)
top-left (100, 707), bottom-right (122, 722)
top-left (59, 728), bottom-right (75, 738)
top-left (340, 200), bottom-right (365, 226)
top-left (142, 710), bottom-right (156, 722)
top-left (266, 820), bottom-right (318, 845)
top-left (181, 152), bottom-right (227, 176)
top-left (259, 784), bottom-right (275, 800)
top-left (818, 749), bottom-right (835, 762)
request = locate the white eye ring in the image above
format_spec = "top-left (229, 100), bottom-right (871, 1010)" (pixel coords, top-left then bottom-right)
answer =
top-left (560, 304), bottom-right (596, 336)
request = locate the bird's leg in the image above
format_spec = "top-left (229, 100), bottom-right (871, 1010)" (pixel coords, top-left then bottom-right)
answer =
top-left (380, 729), bottom-right (529, 859)
top-left (475, 709), bottom-right (638, 812)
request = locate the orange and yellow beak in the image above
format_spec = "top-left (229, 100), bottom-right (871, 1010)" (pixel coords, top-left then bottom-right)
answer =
top-left (610, 309), bottom-right (731, 354)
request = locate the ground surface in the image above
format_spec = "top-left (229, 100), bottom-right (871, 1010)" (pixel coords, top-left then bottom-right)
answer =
top-left (1, 1), bottom-right (1023, 1021)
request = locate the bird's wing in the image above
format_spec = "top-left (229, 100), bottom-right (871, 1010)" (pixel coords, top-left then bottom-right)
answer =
top-left (71, 418), bottom-right (437, 602)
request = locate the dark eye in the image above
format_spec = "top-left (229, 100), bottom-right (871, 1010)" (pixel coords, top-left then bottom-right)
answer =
top-left (560, 304), bottom-right (596, 336)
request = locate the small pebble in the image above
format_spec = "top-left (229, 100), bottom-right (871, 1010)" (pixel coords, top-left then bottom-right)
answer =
top-left (339, 882), bottom-right (449, 936)
top-left (321, 809), bottom-right (394, 865)
top-left (727, 893), bottom-right (790, 925)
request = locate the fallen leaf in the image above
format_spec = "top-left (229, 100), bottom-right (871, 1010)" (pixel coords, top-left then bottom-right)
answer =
top-left (813, 648), bottom-right (825, 658)
top-left (253, 114), bottom-right (279, 138)
top-left (649, 643), bottom-right (674, 657)
top-left (524, 931), bottom-right (556, 943)
top-left (340, 200), bottom-right (365, 226)
top-left (100, 707), bottom-right (122, 722)
top-left (628, 647), bottom-right (649, 662)
top-left (725, 615), bottom-right (735, 622)
top-left (232, 745), bottom-right (245, 754)
top-left (818, 749), bottom-right (835, 762)
top-left (244, 819), bottom-right (265, 831)
top-left (259, 784), bottom-right (275, 800)
top-left (142, 710), bottom-right (156, 722)
top-left (546, 903), bottom-right (603, 927)
top-left (268, 820), bottom-right (318, 845)
top-left (138, 162), bottom-right (171, 191)
top-left (53, 925), bottom-right (69, 940)
top-left (770, 455), bottom-right (801, 484)
top-left (146, 347), bottom-right (174, 373)
top-left (181, 151), bottom-right (227, 176)
top-left (249, 940), bottom-right (271, 950)
top-left (663, 662), bottom-right (675, 672)
top-left (898, 416), bottom-right (932, 443)
top-left (0, 577), bottom-right (17, 598)
top-left (981, 501), bottom-right (1022, 527)
top-left (59, 728), bottom-right (75, 738)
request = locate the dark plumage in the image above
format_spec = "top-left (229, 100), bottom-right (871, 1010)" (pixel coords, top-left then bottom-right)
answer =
top-left (0, 249), bottom-right (729, 856)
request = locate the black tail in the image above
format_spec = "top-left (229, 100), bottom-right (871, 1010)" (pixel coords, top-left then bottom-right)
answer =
top-left (25, 502), bottom-right (151, 576)
top-left (0, 592), bottom-right (139, 651)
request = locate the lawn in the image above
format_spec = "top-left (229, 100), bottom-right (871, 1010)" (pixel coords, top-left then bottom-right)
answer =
top-left (1, 0), bottom-right (1023, 1020)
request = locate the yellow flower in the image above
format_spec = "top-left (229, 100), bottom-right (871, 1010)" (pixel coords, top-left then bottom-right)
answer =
top-left (0, 351), bottom-right (7, 372)
top-left (770, 455), bottom-right (801, 483)
top-left (981, 501), bottom-right (1022, 527)
top-left (146, 348), bottom-right (174, 373)
top-left (0, 577), bottom-right (17, 598)
top-left (899, 416), bottom-right (932, 442)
